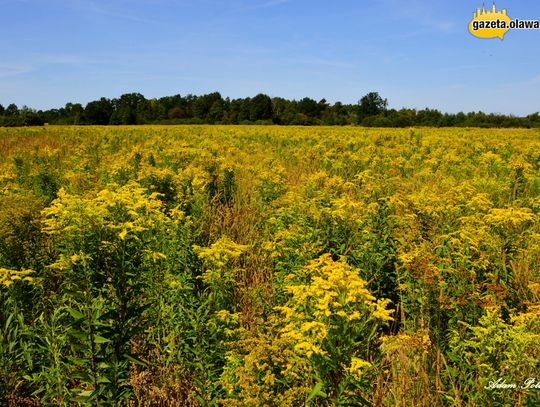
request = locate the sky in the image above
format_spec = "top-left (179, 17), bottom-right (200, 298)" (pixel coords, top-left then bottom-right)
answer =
top-left (0, 0), bottom-right (539, 115)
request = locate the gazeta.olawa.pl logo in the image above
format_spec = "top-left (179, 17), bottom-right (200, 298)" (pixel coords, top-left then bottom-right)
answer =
top-left (469, 3), bottom-right (539, 40)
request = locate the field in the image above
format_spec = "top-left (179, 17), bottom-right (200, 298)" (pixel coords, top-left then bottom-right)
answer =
top-left (1, 125), bottom-right (539, 406)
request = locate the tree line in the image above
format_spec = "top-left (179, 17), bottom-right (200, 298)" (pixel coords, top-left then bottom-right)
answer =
top-left (1, 91), bottom-right (539, 128)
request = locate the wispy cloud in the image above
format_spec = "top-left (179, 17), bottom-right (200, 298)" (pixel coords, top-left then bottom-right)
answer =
top-left (0, 54), bottom-right (105, 78)
top-left (0, 64), bottom-right (33, 77)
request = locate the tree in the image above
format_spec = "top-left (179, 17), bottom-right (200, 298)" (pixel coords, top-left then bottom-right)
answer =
top-left (145, 98), bottom-right (166, 122)
top-left (84, 98), bottom-right (114, 125)
top-left (229, 98), bottom-right (251, 123)
top-left (19, 106), bottom-right (44, 126)
top-left (357, 92), bottom-right (388, 122)
top-left (297, 97), bottom-right (320, 118)
top-left (271, 97), bottom-right (288, 123)
top-left (110, 93), bottom-right (149, 124)
top-left (249, 93), bottom-right (273, 121)
top-left (0, 104), bottom-right (4, 115)
top-left (192, 92), bottom-right (223, 121)
top-left (318, 98), bottom-right (329, 115)
top-left (208, 99), bottom-right (225, 123)
top-left (527, 112), bottom-right (540, 128)
top-left (159, 95), bottom-right (183, 112)
top-left (5, 103), bottom-right (19, 117)
top-left (64, 103), bottom-right (84, 124)
top-left (527, 112), bottom-right (540, 122)
top-left (417, 108), bottom-right (443, 126)
top-left (168, 107), bottom-right (186, 120)
top-left (159, 95), bottom-right (185, 120)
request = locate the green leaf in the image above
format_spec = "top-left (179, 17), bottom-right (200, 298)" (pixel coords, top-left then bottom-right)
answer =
top-left (93, 335), bottom-right (110, 344)
top-left (97, 375), bottom-right (111, 384)
top-left (67, 307), bottom-right (84, 320)
top-left (72, 389), bottom-right (95, 402)
top-left (68, 329), bottom-right (88, 341)
top-left (307, 381), bottom-right (327, 402)
top-left (123, 353), bottom-right (148, 367)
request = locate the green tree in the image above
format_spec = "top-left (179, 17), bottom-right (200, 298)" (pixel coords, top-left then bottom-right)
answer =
top-left (192, 92), bottom-right (223, 121)
top-left (229, 98), bottom-right (251, 123)
top-left (19, 106), bottom-right (44, 126)
top-left (5, 104), bottom-right (19, 117)
top-left (249, 93), bottom-right (273, 121)
top-left (84, 98), bottom-right (114, 125)
top-left (416, 108), bottom-right (443, 126)
top-left (357, 92), bottom-right (388, 123)
top-left (271, 97), bottom-right (289, 124)
top-left (297, 97), bottom-right (320, 118)
top-left (159, 95), bottom-right (183, 112)
top-left (168, 106), bottom-right (186, 119)
top-left (62, 103), bottom-right (84, 125)
top-left (110, 93), bottom-right (149, 125)
top-left (208, 99), bottom-right (225, 123)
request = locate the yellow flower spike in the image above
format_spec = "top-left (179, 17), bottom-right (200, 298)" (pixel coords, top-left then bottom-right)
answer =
top-left (118, 229), bottom-right (128, 240)
top-left (484, 207), bottom-right (534, 229)
top-left (346, 357), bottom-right (372, 381)
top-left (372, 299), bottom-right (394, 322)
top-left (0, 268), bottom-right (35, 287)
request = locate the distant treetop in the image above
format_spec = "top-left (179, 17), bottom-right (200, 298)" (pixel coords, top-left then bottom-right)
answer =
top-left (0, 91), bottom-right (538, 128)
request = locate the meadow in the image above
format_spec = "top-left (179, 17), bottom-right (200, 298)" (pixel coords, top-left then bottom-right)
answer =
top-left (0, 125), bottom-right (539, 406)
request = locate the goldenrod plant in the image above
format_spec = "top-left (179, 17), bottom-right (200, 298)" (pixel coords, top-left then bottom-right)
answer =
top-left (0, 125), bottom-right (539, 405)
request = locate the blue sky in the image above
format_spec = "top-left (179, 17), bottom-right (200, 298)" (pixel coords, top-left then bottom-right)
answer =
top-left (0, 0), bottom-right (539, 115)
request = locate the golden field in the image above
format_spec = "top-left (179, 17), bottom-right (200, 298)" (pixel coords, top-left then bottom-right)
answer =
top-left (1, 125), bottom-right (539, 406)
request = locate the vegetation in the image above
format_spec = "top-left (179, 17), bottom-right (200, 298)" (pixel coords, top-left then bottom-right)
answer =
top-left (1, 125), bottom-right (540, 406)
top-left (1, 92), bottom-right (539, 128)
